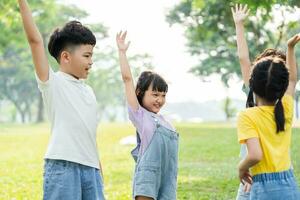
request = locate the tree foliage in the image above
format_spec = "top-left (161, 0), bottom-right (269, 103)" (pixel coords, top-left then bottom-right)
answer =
top-left (167, 0), bottom-right (300, 85)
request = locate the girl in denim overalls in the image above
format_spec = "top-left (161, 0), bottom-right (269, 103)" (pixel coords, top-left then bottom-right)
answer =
top-left (116, 31), bottom-right (179, 200)
top-left (236, 32), bottom-right (300, 199)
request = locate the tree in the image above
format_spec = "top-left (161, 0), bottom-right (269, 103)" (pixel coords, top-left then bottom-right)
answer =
top-left (0, 0), bottom-right (109, 123)
top-left (222, 96), bottom-right (237, 121)
top-left (166, 0), bottom-right (300, 85)
top-left (0, 48), bottom-right (38, 123)
top-left (0, 0), bottom-right (107, 123)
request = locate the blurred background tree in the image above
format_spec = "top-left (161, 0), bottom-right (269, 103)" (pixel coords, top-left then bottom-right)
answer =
top-left (0, 0), bottom-right (152, 123)
top-left (166, 0), bottom-right (300, 117)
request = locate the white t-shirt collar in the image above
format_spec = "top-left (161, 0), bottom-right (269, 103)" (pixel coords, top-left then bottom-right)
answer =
top-left (57, 71), bottom-right (84, 83)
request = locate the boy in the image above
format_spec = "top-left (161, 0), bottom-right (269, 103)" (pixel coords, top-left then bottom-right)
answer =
top-left (18, 0), bottom-right (105, 199)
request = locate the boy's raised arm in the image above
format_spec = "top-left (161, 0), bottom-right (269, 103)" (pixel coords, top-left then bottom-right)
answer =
top-left (285, 33), bottom-right (300, 97)
top-left (18, 0), bottom-right (49, 82)
top-left (116, 31), bottom-right (139, 111)
top-left (232, 4), bottom-right (251, 86)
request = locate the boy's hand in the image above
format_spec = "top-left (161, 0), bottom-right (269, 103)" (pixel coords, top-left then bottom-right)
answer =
top-left (238, 167), bottom-right (253, 185)
top-left (116, 31), bottom-right (130, 53)
top-left (231, 4), bottom-right (250, 24)
top-left (288, 33), bottom-right (300, 48)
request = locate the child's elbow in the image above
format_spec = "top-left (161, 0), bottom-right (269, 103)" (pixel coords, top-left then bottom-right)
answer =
top-left (249, 152), bottom-right (263, 163)
top-left (122, 75), bottom-right (132, 83)
top-left (27, 35), bottom-right (43, 45)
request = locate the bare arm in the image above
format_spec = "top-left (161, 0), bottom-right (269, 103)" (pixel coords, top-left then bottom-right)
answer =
top-left (285, 34), bottom-right (300, 97)
top-left (116, 31), bottom-right (139, 111)
top-left (232, 4), bottom-right (251, 86)
top-left (238, 138), bottom-right (262, 184)
top-left (18, 0), bottom-right (49, 81)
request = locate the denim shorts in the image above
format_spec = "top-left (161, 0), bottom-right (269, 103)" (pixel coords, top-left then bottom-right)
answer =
top-left (250, 169), bottom-right (300, 200)
top-left (43, 159), bottom-right (105, 200)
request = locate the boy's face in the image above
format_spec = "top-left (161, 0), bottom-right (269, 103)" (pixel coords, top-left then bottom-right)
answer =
top-left (67, 44), bottom-right (94, 79)
top-left (142, 85), bottom-right (166, 114)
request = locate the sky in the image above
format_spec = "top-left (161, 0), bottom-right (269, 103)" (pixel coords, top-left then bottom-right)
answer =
top-left (60, 0), bottom-right (247, 103)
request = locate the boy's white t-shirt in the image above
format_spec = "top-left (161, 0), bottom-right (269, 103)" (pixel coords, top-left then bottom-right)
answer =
top-left (36, 68), bottom-right (100, 169)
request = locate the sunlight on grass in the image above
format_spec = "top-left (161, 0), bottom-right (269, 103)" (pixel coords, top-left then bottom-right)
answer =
top-left (0, 123), bottom-right (299, 199)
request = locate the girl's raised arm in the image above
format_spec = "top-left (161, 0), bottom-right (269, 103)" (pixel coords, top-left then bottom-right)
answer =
top-left (285, 33), bottom-right (300, 97)
top-left (232, 4), bottom-right (251, 86)
top-left (116, 31), bottom-right (139, 111)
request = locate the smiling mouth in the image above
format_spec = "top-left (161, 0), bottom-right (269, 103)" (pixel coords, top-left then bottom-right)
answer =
top-left (154, 104), bottom-right (160, 109)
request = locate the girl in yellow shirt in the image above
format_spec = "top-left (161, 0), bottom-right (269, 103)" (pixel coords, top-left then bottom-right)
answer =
top-left (232, 4), bottom-right (289, 199)
top-left (237, 32), bottom-right (300, 199)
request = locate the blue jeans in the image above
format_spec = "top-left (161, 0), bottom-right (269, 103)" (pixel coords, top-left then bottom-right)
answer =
top-left (43, 159), bottom-right (105, 200)
top-left (250, 169), bottom-right (300, 200)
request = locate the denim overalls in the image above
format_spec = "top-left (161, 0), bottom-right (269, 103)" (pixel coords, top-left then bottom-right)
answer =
top-left (131, 116), bottom-right (179, 200)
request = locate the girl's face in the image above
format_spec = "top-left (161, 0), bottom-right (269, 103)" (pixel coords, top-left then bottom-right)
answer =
top-left (142, 86), bottom-right (166, 114)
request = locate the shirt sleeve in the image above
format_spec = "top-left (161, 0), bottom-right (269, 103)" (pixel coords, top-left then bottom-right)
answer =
top-left (237, 111), bottom-right (259, 144)
top-left (35, 67), bottom-right (55, 120)
top-left (127, 105), bottom-right (156, 149)
top-left (128, 105), bottom-right (145, 132)
top-left (35, 67), bottom-right (54, 92)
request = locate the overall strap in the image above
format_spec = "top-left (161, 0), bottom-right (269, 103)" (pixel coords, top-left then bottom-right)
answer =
top-left (150, 114), bottom-right (160, 128)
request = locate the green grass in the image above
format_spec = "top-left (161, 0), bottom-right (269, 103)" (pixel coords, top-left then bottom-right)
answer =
top-left (0, 123), bottom-right (299, 200)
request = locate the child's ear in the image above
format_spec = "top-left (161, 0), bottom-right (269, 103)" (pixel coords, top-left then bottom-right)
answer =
top-left (61, 51), bottom-right (70, 63)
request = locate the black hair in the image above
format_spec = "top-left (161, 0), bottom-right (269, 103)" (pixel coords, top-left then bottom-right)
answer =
top-left (135, 71), bottom-right (168, 106)
top-left (48, 21), bottom-right (96, 63)
top-left (246, 57), bottom-right (289, 133)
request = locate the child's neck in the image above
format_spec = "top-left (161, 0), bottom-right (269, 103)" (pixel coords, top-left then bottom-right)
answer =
top-left (256, 97), bottom-right (275, 106)
top-left (59, 67), bottom-right (79, 80)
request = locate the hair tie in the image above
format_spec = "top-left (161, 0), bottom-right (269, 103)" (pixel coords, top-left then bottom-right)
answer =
top-left (275, 98), bottom-right (281, 105)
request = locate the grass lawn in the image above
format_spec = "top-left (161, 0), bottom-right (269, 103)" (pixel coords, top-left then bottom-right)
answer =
top-left (0, 123), bottom-right (299, 199)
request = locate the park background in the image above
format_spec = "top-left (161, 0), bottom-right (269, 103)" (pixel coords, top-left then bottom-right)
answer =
top-left (1, 0), bottom-right (300, 199)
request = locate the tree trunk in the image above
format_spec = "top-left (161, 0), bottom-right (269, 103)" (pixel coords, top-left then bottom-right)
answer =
top-left (20, 109), bottom-right (26, 123)
top-left (36, 93), bottom-right (44, 123)
top-left (26, 102), bottom-right (32, 122)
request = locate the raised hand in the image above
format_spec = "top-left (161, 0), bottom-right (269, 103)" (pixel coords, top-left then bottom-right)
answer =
top-left (231, 4), bottom-right (250, 24)
top-left (116, 31), bottom-right (130, 52)
top-left (288, 33), bottom-right (300, 48)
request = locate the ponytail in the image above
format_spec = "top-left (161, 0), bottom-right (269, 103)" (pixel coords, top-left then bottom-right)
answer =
top-left (274, 98), bottom-right (285, 133)
top-left (246, 88), bottom-right (255, 108)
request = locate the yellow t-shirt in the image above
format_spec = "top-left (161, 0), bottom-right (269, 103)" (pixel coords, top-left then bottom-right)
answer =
top-left (237, 95), bottom-right (294, 176)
